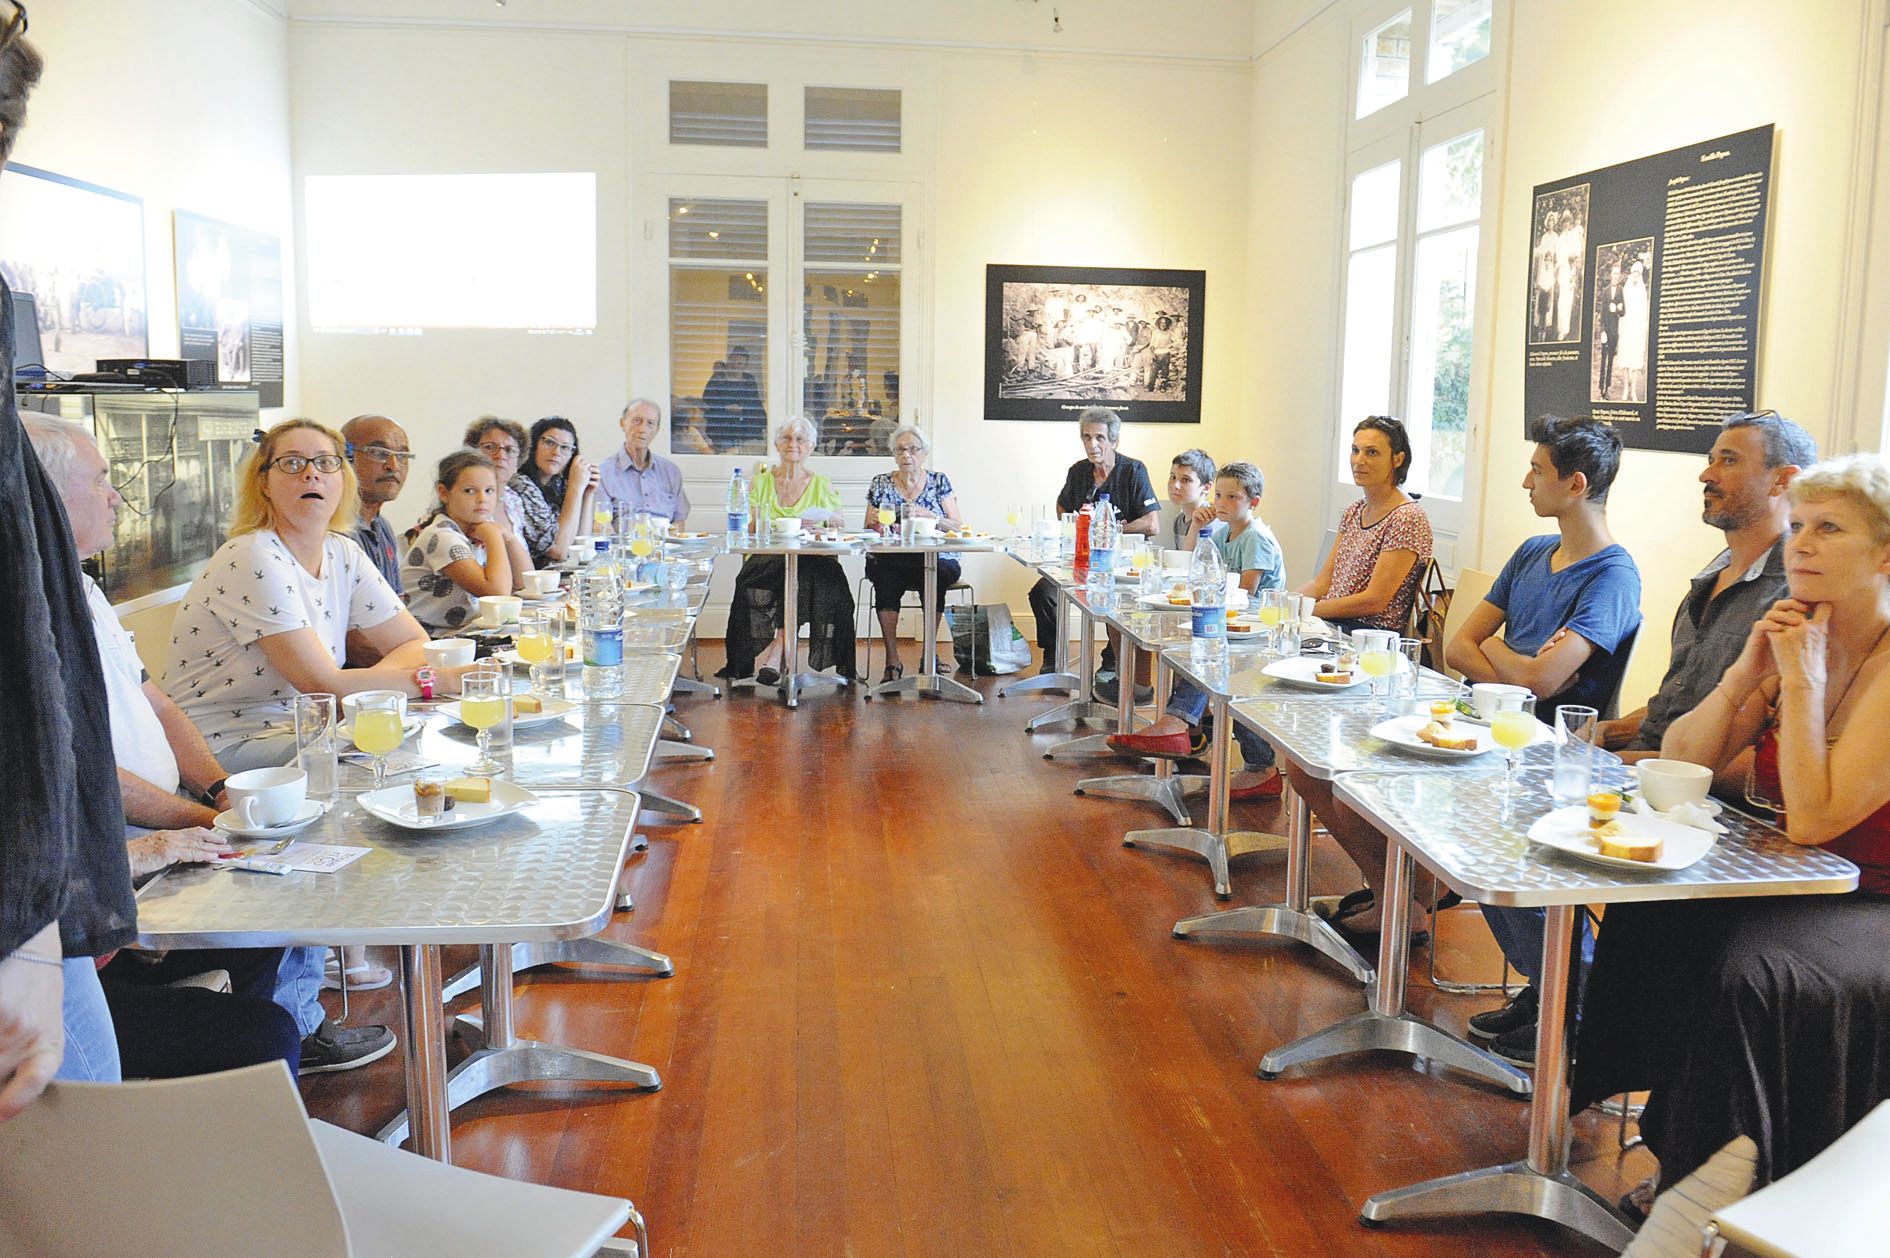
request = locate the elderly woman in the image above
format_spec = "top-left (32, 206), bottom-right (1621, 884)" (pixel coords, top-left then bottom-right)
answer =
top-left (1574, 454), bottom-right (1890, 1202)
top-left (463, 416), bottom-right (544, 560)
top-left (862, 423), bottom-right (962, 682)
top-left (718, 416), bottom-right (856, 686)
top-left (518, 415), bottom-right (597, 566)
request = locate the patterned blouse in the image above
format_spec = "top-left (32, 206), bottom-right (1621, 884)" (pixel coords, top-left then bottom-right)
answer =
top-left (509, 474), bottom-right (558, 566)
top-left (866, 469), bottom-right (958, 560)
top-left (1327, 497), bottom-right (1432, 631)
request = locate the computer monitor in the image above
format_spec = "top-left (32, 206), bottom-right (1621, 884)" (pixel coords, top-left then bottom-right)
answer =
top-left (9, 289), bottom-right (46, 380)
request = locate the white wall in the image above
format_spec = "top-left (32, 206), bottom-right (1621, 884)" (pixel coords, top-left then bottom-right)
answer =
top-left (9, 0), bottom-right (297, 412)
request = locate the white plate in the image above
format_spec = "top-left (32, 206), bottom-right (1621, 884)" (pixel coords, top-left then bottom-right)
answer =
top-left (1525, 805), bottom-right (1716, 871)
top-left (437, 695), bottom-right (577, 729)
top-left (1132, 591), bottom-right (1250, 610)
top-left (1261, 655), bottom-right (1381, 690)
top-left (335, 715), bottom-right (426, 747)
top-left (495, 643), bottom-right (582, 667)
top-left (1368, 713), bottom-right (1501, 759)
top-left (357, 780), bottom-right (539, 832)
top-left (212, 800), bottom-right (328, 840)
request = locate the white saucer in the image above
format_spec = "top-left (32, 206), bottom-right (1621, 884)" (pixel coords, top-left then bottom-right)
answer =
top-left (358, 780), bottom-right (538, 832)
top-left (1526, 805), bottom-right (1716, 871)
top-left (212, 800), bottom-right (327, 840)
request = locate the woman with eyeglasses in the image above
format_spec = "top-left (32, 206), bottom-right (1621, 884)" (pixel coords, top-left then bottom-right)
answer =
top-left (518, 415), bottom-right (597, 566)
top-left (462, 416), bottom-right (547, 562)
top-left (167, 419), bottom-right (464, 772)
top-left (862, 423), bottom-right (962, 681)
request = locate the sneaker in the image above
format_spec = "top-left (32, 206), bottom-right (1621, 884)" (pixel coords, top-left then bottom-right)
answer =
top-left (1467, 985), bottom-right (1538, 1041)
top-left (1491, 1022), bottom-right (1537, 1068)
top-left (298, 1017), bottom-right (397, 1075)
top-left (1091, 671), bottom-right (1155, 705)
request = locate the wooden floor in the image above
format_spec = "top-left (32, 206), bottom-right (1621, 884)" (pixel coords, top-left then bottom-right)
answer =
top-left (303, 645), bottom-right (1653, 1256)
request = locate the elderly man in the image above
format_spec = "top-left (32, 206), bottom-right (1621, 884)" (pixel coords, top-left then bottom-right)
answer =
top-left (597, 397), bottom-right (690, 525)
top-left (342, 413), bottom-right (411, 593)
top-left (1025, 407), bottom-right (1159, 674)
top-left (24, 414), bottom-right (389, 1076)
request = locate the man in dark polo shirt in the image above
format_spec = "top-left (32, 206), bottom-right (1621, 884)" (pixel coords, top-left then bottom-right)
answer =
top-left (343, 413), bottom-right (411, 666)
top-left (1026, 407), bottom-right (1160, 671)
top-left (1598, 411), bottom-right (1817, 781)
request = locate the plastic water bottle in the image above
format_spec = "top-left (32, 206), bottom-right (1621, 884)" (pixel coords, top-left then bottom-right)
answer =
top-left (1086, 495), bottom-right (1117, 599)
top-left (726, 467), bottom-right (750, 547)
top-left (1189, 533), bottom-right (1227, 669)
top-left (578, 567), bottom-right (624, 697)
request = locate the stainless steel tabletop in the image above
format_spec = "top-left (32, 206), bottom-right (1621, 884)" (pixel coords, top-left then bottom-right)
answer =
top-left (1160, 642), bottom-right (1460, 705)
top-left (135, 787), bottom-right (639, 949)
top-left (1334, 768), bottom-right (1860, 907)
top-left (1231, 697), bottom-right (1600, 781)
top-left (394, 702), bottom-right (665, 790)
top-left (616, 652), bottom-right (682, 706)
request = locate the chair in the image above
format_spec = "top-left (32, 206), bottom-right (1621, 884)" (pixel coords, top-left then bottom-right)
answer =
top-left (1700, 1102), bottom-right (1890, 1256)
top-left (855, 570), bottom-right (978, 680)
top-left (0, 1063), bottom-right (647, 1258)
top-left (1434, 565), bottom-right (1497, 682)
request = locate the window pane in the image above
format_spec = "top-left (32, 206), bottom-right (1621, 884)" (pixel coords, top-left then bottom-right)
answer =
top-left (670, 266), bottom-right (768, 456)
top-left (668, 198), bottom-right (767, 261)
top-left (1417, 129), bottom-right (1484, 232)
top-left (804, 202), bottom-right (902, 266)
top-left (1337, 242), bottom-right (1397, 478)
top-left (1403, 224), bottom-right (1477, 500)
top-left (803, 271), bottom-right (900, 455)
top-left (1357, 10), bottom-right (1412, 119)
top-left (1350, 160), bottom-right (1402, 250)
top-left (805, 87), bottom-right (901, 153)
top-left (1428, 0), bottom-right (1492, 83)
top-left (669, 81), bottom-right (767, 148)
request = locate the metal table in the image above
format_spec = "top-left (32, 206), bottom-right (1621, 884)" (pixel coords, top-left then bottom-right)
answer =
top-left (135, 787), bottom-right (654, 1163)
top-left (1046, 583), bottom-right (1169, 759)
top-left (996, 549), bottom-right (1082, 703)
top-left (1334, 768), bottom-right (1859, 1250)
top-left (1008, 560), bottom-right (1117, 733)
top-left (861, 537), bottom-right (997, 704)
top-left (1063, 596), bottom-right (1207, 824)
top-left (725, 539), bottom-right (856, 707)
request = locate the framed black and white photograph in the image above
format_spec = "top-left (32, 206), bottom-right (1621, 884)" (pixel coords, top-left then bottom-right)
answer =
top-left (983, 264), bottom-right (1205, 423)
top-left (175, 209), bottom-right (286, 406)
top-left (1527, 184), bottom-right (1589, 345)
top-left (1591, 237), bottom-right (1654, 404)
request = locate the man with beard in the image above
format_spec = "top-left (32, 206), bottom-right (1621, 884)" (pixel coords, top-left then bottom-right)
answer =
top-left (1598, 410), bottom-right (1819, 769)
top-left (343, 413), bottom-right (412, 667)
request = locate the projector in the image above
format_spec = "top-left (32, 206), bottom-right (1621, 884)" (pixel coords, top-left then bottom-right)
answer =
top-left (94, 357), bottom-right (218, 388)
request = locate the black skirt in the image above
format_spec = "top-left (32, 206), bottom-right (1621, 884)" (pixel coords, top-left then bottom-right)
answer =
top-left (718, 554), bottom-right (857, 680)
top-left (1572, 892), bottom-right (1890, 1190)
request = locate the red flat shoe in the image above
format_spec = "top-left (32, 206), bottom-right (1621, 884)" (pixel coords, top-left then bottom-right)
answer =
top-left (1229, 772), bottom-right (1284, 801)
top-left (1104, 729), bottom-right (1197, 758)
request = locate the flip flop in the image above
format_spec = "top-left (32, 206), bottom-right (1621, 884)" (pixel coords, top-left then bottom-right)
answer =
top-left (1311, 888), bottom-right (1375, 923)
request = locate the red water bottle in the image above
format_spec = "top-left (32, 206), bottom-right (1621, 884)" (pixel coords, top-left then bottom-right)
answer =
top-left (1073, 505), bottom-right (1093, 575)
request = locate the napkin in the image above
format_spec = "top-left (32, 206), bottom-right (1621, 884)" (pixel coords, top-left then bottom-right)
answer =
top-left (1631, 795), bottom-right (1727, 834)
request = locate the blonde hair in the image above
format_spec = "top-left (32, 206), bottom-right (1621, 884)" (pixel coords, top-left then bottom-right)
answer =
top-left (1788, 454), bottom-right (1890, 545)
top-left (229, 419), bottom-right (359, 538)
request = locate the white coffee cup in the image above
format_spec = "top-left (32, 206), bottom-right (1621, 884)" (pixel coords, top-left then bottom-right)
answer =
top-left (912, 517), bottom-right (941, 537)
top-left (342, 689), bottom-right (409, 727)
top-left (771, 516), bottom-right (802, 537)
top-left (478, 595), bottom-right (523, 627)
top-left (226, 766), bottom-right (308, 830)
top-left (1469, 682), bottom-right (1532, 721)
top-left (1161, 548), bottom-right (1191, 574)
top-left (520, 571), bottom-right (560, 597)
top-left (1638, 758), bottom-right (1714, 811)
top-left (423, 638), bottom-right (476, 669)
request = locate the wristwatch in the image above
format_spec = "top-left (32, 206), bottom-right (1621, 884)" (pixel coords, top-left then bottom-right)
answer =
top-left (414, 666), bottom-right (436, 701)
top-left (198, 777), bottom-right (228, 809)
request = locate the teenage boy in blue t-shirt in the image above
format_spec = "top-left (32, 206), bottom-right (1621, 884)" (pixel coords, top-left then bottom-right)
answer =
top-left (1446, 414), bottom-right (1643, 1067)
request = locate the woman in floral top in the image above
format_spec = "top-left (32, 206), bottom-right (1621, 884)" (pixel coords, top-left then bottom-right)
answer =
top-left (862, 424), bottom-right (962, 681)
top-left (1298, 415), bottom-right (1433, 632)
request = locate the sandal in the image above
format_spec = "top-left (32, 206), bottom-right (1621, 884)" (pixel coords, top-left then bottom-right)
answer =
top-left (755, 667), bottom-right (781, 687)
top-left (1311, 888), bottom-right (1376, 924)
top-left (322, 957), bottom-right (394, 992)
top-left (881, 662), bottom-right (904, 683)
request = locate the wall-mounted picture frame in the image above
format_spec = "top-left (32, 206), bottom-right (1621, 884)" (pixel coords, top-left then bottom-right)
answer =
top-left (0, 164), bottom-right (148, 375)
top-left (984, 264), bottom-right (1205, 424)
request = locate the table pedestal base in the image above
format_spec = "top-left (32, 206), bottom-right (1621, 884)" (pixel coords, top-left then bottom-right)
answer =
top-left (1257, 1007), bottom-right (1532, 1093)
top-left (997, 669), bottom-right (1078, 698)
top-left (867, 671), bottom-right (983, 704)
top-left (441, 935), bottom-right (674, 1004)
top-left (729, 670), bottom-right (849, 708)
top-left (1044, 722), bottom-right (1153, 758)
top-left (1123, 824), bottom-right (1286, 898)
top-left (1026, 698), bottom-right (1116, 733)
top-left (670, 675), bottom-right (721, 699)
top-left (635, 788), bottom-right (701, 824)
top-left (1075, 771), bottom-right (1207, 825)
top-left (1174, 904), bottom-right (1373, 983)
top-left (1360, 1163), bottom-right (1633, 1252)
top-left (655, 737), bottom-right (714, 762)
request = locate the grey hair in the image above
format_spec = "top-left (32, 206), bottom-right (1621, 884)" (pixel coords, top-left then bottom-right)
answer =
top-left (774, 415), bottom-right (819, 448)
top-left (1076, 406), bottom-right (1121, 443)
top-left (0, 28), bottom-right (43, 167)
top-left (1170, 448), bottom-right (1215, 485)
top-left (22, 413), bottom-right (96, 491)
top-left (622, 397), bottom-right (664, 426)
top-left (1219, 460), bottom-right (1266, 499)
top-left (1721, 410), bottom-right (1818, 471)
top-left (889, 423), bottom-right (929, 454)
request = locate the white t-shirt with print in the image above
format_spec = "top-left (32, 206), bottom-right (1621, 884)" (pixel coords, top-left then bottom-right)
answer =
top-left (165, 530), bottom-right (402, 752)
top-left (400, 516), bottom-right (485, 633)
top-left (85, 579), bottom-right (180, 795)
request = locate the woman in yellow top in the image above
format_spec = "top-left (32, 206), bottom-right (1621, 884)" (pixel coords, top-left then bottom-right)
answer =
top-left (719, 416), bottom-right (858, 686)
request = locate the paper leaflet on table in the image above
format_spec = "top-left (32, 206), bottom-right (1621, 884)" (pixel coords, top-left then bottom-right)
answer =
top-left (224, 842), bottom-right (371, 876)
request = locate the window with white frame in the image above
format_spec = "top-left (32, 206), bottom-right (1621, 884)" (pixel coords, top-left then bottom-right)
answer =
top-left (1336, 1), bottom-right (1500, 533)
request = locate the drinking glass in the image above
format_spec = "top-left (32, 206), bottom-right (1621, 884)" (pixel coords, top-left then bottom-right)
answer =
top-left (1396, 636), bottom-right (1424, 710)
top-left (515, 607), bottom-right (559, 694)
top-left (458, 668), bottom-right (507, 776)
top-left (292, 693), bottom-right (338, 800)
top-left (1745, 734), bottom-right (1785, 816)
top-left (1007, 503), bottom-right (1024, 541)
top-left (1552, 705), bottom-right (1598, 806)
top-left (1489, 692), bottom-right (1538, 819)
top-left (1357, 631), bottom-right (1398, 713)
top-left (1256, 589), bottom-right (1288, 656)
top-left (350, 692), bottom-right (405, 790)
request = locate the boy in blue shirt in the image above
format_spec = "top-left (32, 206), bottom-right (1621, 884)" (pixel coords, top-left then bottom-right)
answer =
top-left (1109, 461), bottom-right (1286, 799)
top-left (1446, 414), bottom-right (1643, 1066)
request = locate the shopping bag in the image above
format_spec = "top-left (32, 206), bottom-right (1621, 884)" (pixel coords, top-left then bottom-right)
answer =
top-left (948, 603), bottom-right (1031, 675)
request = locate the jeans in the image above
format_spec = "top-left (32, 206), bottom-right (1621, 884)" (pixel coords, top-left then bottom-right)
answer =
top-left (1166, 678), bottom-right (1275, 770)
top-left (55, 957), bottom-right (121, 1083)
top-left (274, 946), bottom-right (327, 1036)
top-left (1481, 904), bottom-right (1594, 1016)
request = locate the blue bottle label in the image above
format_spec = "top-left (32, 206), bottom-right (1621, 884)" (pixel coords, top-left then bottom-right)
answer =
top-left (585, 627), bottom-right (624, 666)
top-left (1191, 605), bottom-right (1225, 639)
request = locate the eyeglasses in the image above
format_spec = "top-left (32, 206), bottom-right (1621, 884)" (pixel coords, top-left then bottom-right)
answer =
top-left (357, 445), bottom-right (413, 465)
top-left (537, 436), bottom-right (576, 456)
top-left (266, 453), bottom-right (345, 475)
top-left (1, 3), bottom-right (27, 52)
top-left (478, 441), bottom-right (520, 459)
